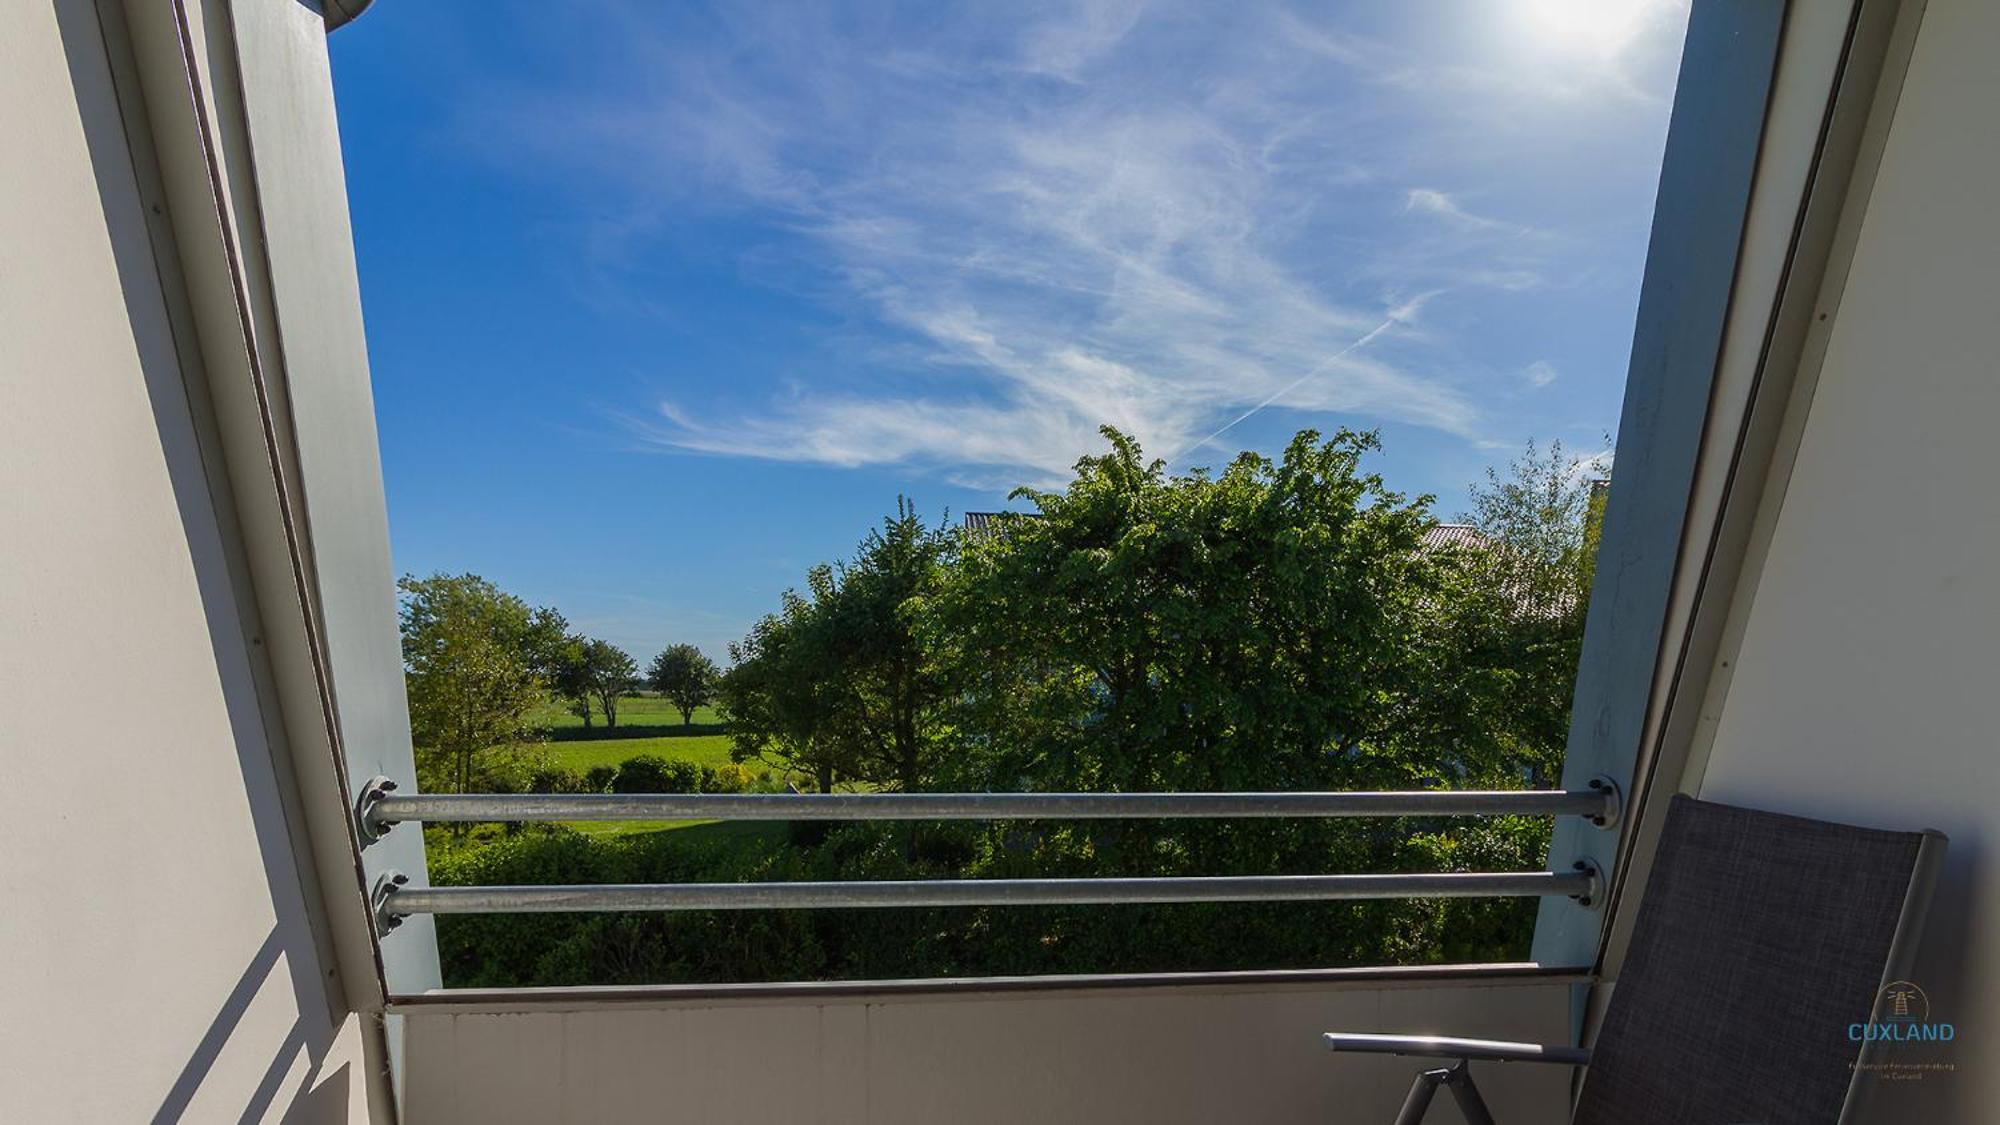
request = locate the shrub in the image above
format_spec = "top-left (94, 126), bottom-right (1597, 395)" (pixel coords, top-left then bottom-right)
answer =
top-left (703, 763), bottom-right (756, 793)
top-left (583, 764), bottom-right (618, 793)
top-left (612, 755), bottom-right (703, 794)
top-left (529, 767), bottom-right (588, 794)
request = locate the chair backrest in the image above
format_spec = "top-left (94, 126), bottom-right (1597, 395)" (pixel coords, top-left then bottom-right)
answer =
top-left (1574, 795), bottom-right (1943, 1125)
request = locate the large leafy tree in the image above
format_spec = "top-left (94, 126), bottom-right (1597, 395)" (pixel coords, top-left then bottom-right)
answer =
top-left (830, 499), bottom-right (953, 790)
top-left (721, 569), bottom-right (861, 793)
top-left (924, 428), bottom-right (1459, 794)
top-left (648, 643), bottom-right (721, 726)
top-left (722, 500), bottom-right (954, 792)
top-left (910, 429), bottom-right (1470, 911)
top-left (398, 573), bottom-right (549, 795)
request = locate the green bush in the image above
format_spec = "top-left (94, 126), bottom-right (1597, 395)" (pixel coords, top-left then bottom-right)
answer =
top-left (703, 763), bottom-right (757, 793)
top-left (611, 755), bottom-right (703, 794)
top-left (583, 764), bottom-right (617, 793)
top-left (529, 766), bottom-right (588, 794)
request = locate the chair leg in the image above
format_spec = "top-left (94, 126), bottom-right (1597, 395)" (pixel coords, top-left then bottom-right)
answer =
top-left (1388, 1059), bottom-right (1498, 1125)
top-left (1392, 1066), bottom-right (1449, 1125)
top-left (1443, 1060), bottom-right (1497, 1125)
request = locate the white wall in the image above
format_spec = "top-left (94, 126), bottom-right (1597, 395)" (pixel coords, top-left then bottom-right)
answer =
top-left (401, 976), bottom-right (1575, 1124)
top-left (1688, 0), bottom-right (1998, 1118)
top-left (0, 2), bottom-right (381, 1120)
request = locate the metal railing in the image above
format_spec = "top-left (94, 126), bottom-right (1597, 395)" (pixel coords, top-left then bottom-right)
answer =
top-left (360, 778), bottom-right (1618, 930)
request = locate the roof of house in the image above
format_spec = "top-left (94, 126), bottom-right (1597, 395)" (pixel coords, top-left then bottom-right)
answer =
top-left (1419, 523), bottom-right (1491, 552)
top-left (963, 511), bottom-right (1041, 536)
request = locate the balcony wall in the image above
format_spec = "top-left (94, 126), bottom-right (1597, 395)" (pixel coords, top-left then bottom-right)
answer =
top-left (1673, 0), bottom-right (1999, 1119)
top-left (399, 972), bottom-right (1574, 1124)
top-left (0, 3), bottom-right (381, 1121)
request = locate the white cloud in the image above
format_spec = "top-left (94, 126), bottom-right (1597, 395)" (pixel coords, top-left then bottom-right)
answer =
top-left (1019, 0), bottom-right (1151, 81)
top-left (1525, 360), bottom-right (1559, 388)
top-left (1404, 189), bottom-right (1521, 233)
top-left (488, 1), bottom-right (1683, 487)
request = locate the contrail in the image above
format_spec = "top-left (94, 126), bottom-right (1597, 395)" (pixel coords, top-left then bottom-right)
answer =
top-left (1168, 300), bottom-right (1418, 465)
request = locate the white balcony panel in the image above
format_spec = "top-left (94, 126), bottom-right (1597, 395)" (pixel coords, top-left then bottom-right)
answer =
top-left (402, 974), bottom-right (1574, 1123)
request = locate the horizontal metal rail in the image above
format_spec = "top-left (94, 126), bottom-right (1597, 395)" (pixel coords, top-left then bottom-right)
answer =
top-left (381, 870), bottom-right (1597, 916)
top-left (365, 786), bottom-right (1618, 831)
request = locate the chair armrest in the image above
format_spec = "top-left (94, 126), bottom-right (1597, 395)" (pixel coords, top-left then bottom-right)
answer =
top-left (1322, 1033), bottom-right (1591, 1066)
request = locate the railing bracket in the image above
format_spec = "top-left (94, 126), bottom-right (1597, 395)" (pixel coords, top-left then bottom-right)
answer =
top-left (372, 870), bottom-right (412, 933)
top-left (355, 775), bottom-right (400, 845)
top-left (1570, 858), bottom-right (1606, 908)
top-left (1585, 775), bottom-right (1622, 829)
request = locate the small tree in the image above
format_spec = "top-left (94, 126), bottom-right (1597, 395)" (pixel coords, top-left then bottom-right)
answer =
top-left (648, 643), bottom-right (721, 725)
top-left (545, 629), bottom-right (594, 728)
top-left (581, 639), bottom-right (638, 729)
top-left (1462, 438), bottom-right (1608, 621)
top-left (832, 499), bottom-right (953, 790)
top-left (398, 573), bottom-right (547, 798)
top-left (520, 606), bottom-right (575, 683)
top-left (548, 635), bottom-right (638, 730)
top-left (720, 574), bottom-right (861, 793)
top-left (1450, 437), bottom-right (1612, 784)
top-left (721, 499), bottom-right (953, 793)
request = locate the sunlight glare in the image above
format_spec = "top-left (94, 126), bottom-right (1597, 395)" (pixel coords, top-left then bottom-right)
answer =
top-left (1519, 0), bottom-right (1656, 55)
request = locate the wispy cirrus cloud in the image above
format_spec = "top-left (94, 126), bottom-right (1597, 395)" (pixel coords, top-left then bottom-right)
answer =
top-left (483, 0), bottom-right (1685, 488)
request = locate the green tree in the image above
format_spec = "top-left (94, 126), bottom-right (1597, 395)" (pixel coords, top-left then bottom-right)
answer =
top-left (398, 573), bottom-right (548, 796)
top-left (648, 643), bottom-right (721, 726)
top-left (924, 428), bottom-right (1456, 797)
top-left (582, 639), bottom-right (638, 729)
top-left (520, 606), bottom-right (575, 684)
top-left (1462, 438), bottom-right (1607, 621)
top-left (721, 572), bottom-right (860, 793)
top-left (720, 500), bottom-right (954, 792)
top-left (828, 499), bottom-right (953, 791)
top-left (548, 635), bottom-right (638, 730)
top-left (429, 432), bottom-right (1607, 985)
top-left (548, 632), bottom-right (594, 728)
top-left (1448, 438), bottom-right (1611, 784)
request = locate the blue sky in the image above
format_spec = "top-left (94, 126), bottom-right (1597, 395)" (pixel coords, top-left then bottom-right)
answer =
top-left (329, 0), bottom-right (1688, 663)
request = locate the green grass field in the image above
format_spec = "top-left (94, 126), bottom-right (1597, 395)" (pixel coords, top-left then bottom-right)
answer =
top-left (417, 692), bottom-right (787, 862)
top-left (529, 693), bottom-right (727, 737)
top-left (541, 733), bottom-right (739, 773)
top-left (540, 733), bottom-right (749, 835)
top-left (517, 691), bottom-right (798, 837)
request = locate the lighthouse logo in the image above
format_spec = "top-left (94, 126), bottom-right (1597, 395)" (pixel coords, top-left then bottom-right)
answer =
top-left (1850, 981), bottom-right (1954, 1042)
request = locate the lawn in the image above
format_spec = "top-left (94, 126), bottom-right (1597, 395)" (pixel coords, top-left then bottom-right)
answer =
top-left (529, 692), bottom-right (727, 737)
top-left (513, 692), bottom-right (802, 837)
top-left (542, 733), bottom-right (739, 773)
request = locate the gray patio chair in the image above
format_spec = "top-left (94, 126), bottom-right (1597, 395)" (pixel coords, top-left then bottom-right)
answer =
top-left (1324, 795), bottom-right (1947, 1124)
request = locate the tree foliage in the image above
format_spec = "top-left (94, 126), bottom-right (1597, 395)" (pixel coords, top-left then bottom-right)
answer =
top-left (424, 429), bottom-right (1610, 985)
top-left (926, 428), bottom-right (1458, 798)
top-left (719, 570), bottom-right (858, 793)
top-left (582, 639), bottom-right (639, 728)
top-left (648, 643), bottom-right (721, 725)
top-left (547, 635), bottom-right (639, 729)
top-left (720, 499), bottom-right (953, 792)
top-left (1453, 439), bottom-right (1609, 783)
top-left (1463, 438), bottom-right (1606, 622)
top-left (398, 573), bottom-right (549, 796)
